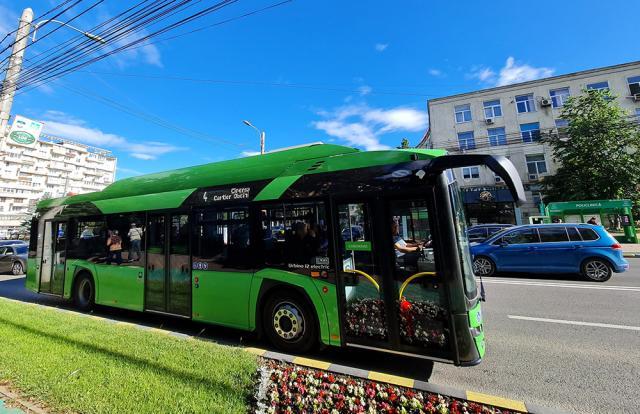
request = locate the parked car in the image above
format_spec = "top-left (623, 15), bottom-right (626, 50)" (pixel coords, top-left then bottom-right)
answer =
top-left (341, 225), bottom-right (364, 241)
top-left (467, 224), bottom-right (514, 243)
top-left (0, 244), bottom-right (27, 275)
top-left (470, 224), bottom-right (628, 282)
top-left (0, 240), bottom-right (27, 247)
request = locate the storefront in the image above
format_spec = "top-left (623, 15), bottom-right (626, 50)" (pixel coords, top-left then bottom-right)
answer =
top-left (546, 199), bottom-right (638, 243)
top-left (461, 186), bottom-right (516, 225)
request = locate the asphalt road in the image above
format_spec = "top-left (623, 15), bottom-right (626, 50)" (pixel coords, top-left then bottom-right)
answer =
top-left (1, 263), bottom-right (639, 414)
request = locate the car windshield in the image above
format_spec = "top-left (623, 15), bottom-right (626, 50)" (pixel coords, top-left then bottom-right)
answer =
top-left (489, 227), bottom-right (512, 240)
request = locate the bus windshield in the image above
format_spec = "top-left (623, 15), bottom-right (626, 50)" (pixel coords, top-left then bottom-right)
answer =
top-left (448, 179), bottom-right (477, 299)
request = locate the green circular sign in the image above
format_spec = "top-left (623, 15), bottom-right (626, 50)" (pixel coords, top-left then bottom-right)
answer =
top-left (9, 131), bottom-right (35, 145)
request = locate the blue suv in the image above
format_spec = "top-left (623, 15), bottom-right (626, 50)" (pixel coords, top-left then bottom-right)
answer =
top-left (470, 224), bottom-right (629, 282)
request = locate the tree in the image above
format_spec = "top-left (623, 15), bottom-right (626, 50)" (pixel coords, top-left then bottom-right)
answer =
top-left (398, 138), bottom-right (410, 149)
top-left (542, 89), bottom-right (640, 214)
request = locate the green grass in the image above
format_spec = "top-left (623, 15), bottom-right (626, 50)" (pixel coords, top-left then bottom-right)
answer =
top-left (0, 298), bottom-right (257, 414)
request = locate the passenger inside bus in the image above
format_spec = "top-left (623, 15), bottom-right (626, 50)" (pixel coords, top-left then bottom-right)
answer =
top-left (392, 220), bottom-right (429, 269)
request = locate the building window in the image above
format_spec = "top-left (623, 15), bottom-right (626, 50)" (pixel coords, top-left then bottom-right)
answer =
top-left (586, 81), bottom-right (609, 92)
top-left (488, 127), bottom-right (507, 146)
top-left (549, 87), bottom-right (570, 108)
top-left (629, 76), bottom-right (640, 96)
top-left (457, 131), bottom-right (476, 150)
top-left (462, 166), bottom-right (480, 180)
top-left (454, 104), bottom-right (472, 123)
top-left (526, 154), bottom-right (547, 177)
top-left (516, 94), bottom-right (536, 113)
top-left (520, 122), bottom-right (541, 143)
top-left (483, 100), bottom-right (502, 118)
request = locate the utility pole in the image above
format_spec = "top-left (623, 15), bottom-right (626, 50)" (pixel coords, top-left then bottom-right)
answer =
top-left (0, 8), bottom-right (34, 139)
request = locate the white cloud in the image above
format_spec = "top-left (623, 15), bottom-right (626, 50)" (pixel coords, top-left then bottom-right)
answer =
top-left (374, 43), bottom-right (388, 52)
top-left (468, 57), bottom-right (554, 87)
top-left (41, 111), bottom-right (185, 160)
top-left (495, 56), bottom-right (554, 86)
top-left (312, 104), bottom-right (428, 151)
top-left (358, 85), bottom-right (372, 96)
top-left (428, 69), bottom-right (442, 76)
top-left (240, 150), bottom-right (261, 157)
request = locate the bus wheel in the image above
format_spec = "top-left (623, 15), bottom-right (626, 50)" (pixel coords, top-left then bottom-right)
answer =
top-left (263, 291), bottom-right (317, 353)
top-left (73, 273), bottom-right (95, 311)
top-left (581, 258), bottom-right (612, 282)
top-left (473, 256), bottom-right (495, 277)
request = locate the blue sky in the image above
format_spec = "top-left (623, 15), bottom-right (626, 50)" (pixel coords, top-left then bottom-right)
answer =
top-left (0, 0), bottom-right (638, 179)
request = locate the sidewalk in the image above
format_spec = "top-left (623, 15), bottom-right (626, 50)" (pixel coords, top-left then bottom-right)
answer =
top-left (622, 243), bottom-right (640, 258)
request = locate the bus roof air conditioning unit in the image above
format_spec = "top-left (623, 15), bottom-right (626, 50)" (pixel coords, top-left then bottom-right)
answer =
top-left (485, 118), bottom-right (494, 125)
top-left (540, 98), bottom-right (552, 107)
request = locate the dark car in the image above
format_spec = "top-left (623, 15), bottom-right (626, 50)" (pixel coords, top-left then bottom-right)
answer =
top-left (0, 244), bottom-right (27, 275)
top-left (470, 224), bottom-right (628, 282)
top-left (0, 240), bottom-right (27, 247)
top-left (467, 224), bottom-right (514, 243)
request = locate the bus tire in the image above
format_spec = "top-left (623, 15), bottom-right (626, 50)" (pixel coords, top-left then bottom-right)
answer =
top-left (581, 258), bottom-right (612, 282)
top-left (263, 290), bottom-right (317, 354)
top-left (473, 256), bottom-right (495, 277)
top-left (73, 272), bottom-right (95, 311)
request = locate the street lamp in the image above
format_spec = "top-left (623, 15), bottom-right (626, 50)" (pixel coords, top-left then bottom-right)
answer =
top-left (31, 19), bottom-right (106, 43)
top-left (243, 120), bottom-right (266, 155)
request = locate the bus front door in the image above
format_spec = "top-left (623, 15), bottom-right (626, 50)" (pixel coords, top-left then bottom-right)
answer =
top-left (39, 221), bottom-right (67, 296)
top-left (145, 213), bottom-right (191, 317)
top-left (336, 198), bottom-right (452, 361)
top-left (336, 200), bottom-right (394, 349)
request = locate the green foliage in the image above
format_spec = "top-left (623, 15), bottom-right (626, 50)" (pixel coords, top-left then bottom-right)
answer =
top-left (542, 89), bottom-right (640, 213)
top-left (0, 298), bottom-right (256, 414)
top-left (398, 138), bottom-right (410, 149)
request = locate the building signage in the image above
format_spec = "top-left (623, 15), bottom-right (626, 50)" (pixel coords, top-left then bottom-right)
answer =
top-left (8, 115), bottom-right (43, 146)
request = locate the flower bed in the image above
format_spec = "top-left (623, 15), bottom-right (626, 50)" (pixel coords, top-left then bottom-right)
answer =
top-left (258, 359), bottom-right (521, 414)
top-left (344, 297), bottom-right (448, 348)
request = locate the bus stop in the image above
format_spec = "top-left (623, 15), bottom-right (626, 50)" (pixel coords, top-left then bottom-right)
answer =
top-left (546, 199), bottom-right (638, 243)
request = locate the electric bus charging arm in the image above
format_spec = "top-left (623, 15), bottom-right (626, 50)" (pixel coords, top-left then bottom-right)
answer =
top-left (424, 154), bottom-right (526, 205)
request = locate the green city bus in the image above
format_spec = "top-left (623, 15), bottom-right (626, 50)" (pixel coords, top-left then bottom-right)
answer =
top-left (26, 143), bottom-right (524, 368)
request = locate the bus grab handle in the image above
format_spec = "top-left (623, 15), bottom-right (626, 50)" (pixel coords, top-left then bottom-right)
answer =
top-left (398, 272), bottom-right (436, 300)
top-left (343, 269), bottom-right (380, 291)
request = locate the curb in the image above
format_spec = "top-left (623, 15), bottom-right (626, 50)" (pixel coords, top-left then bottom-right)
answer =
top-left (0, 386), bottom-right (47, 414)
top-left (0, 297), bottom-right (567, 414)
top-left (623, 253), bottom-right (640, 258)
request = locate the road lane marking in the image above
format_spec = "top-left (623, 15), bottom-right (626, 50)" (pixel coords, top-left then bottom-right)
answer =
top-left (482, 279), bottom-right (640, 292)
top-left (508, 315), bottom-right (640, 331)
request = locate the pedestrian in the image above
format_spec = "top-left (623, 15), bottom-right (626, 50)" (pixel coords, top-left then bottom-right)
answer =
top-left (127, 223), bottom-right (143, 261)
top-left (587, 216), bottom-right (598, 225)
top-left (106, 230), bottom-right (123, 265)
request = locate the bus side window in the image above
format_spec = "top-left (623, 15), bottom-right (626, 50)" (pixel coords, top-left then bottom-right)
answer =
top-left (68, 217), bottom-right (107, 262)
top-left (260, 202), bottom-right (331, 276)
top-left (192, 207), bottom-right (251, 271)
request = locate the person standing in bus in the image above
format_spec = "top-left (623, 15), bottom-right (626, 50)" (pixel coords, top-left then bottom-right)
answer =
top-left (128, 223), bottom-right (143, 261)
top-left (106, 230), bottom-right (123, 265)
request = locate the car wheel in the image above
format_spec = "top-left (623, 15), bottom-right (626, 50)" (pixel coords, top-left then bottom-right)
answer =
top-left (73, 273), bottom-right (95, 311)
top-left (581, 258), bottom-right (612, 282)
top-left (263, 290), bottom-right (317, 353)
top-left (11, 261), bottom-right (23, 275)
top-left (473, 256), bottom-right (495, 277)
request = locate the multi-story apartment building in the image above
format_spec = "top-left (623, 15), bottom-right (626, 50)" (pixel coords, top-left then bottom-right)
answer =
top-left (0, 132), bottom-right (116, 238)
top-left (420, 61), bottom-right (640, 225)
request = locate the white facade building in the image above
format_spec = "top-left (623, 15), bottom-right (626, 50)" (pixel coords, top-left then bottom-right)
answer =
top-left (421, 61), bottom-right (640, 224)
top-left (0, 132), bottom-right (116, 238)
